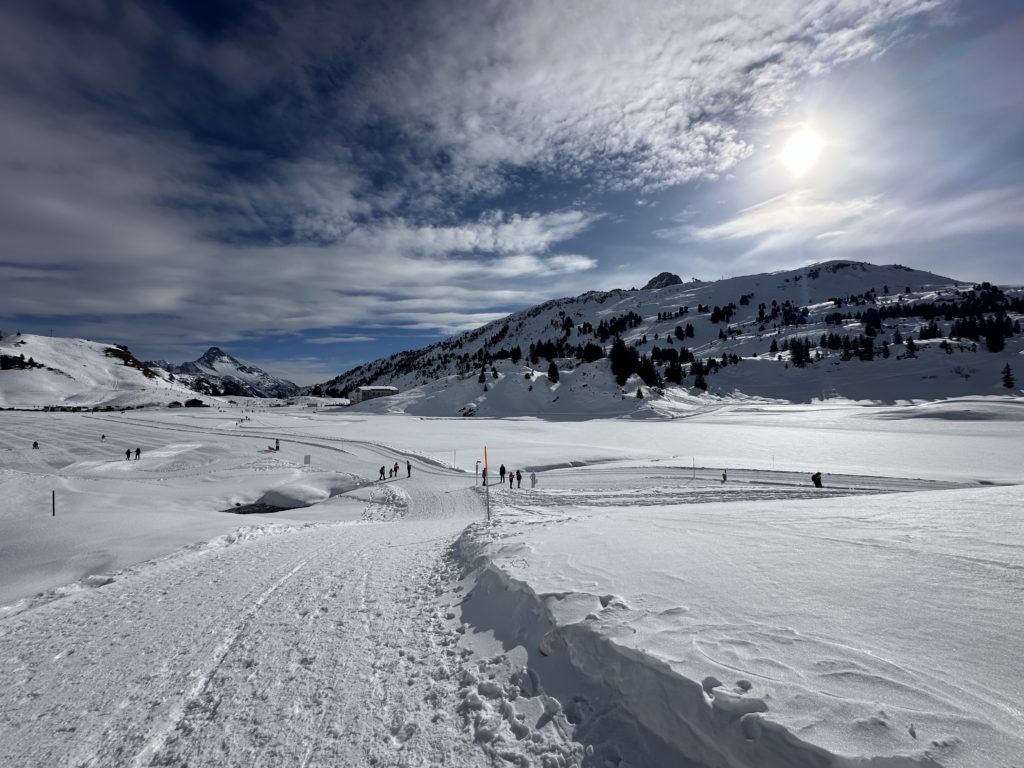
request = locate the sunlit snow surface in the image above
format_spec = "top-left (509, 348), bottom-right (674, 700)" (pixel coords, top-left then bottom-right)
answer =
top-left (1, 402), bottom-right (1022, 767)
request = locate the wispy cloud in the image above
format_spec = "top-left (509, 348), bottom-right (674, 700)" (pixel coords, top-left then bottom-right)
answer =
top-left (0, 0), bottom-right (959, 360)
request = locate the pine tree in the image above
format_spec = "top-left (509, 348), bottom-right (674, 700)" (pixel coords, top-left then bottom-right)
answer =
top-left (1002, 364), bottom-right (1015, 389)
top-left (547, 360), bottom-right (559, 383)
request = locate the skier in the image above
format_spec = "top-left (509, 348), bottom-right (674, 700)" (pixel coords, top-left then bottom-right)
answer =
top-left (516, 469), bottom-right (522, 488)
top-left (125, 448), bottom-right (131, 461)
top-left (406, 460), bottom-right (411, 478)
top-left (811, 471), bottom-right (823, 488)
top-left (499, 464), bottom-right (506, 484)
top-left (135, 447), bottom-right (141, 460)
top-left (379, 465), bottom-right (386, 481)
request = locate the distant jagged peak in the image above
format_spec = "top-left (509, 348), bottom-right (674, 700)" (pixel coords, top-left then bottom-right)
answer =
top-left (198, 346), bottom-right (232, 364)
top-left (643, 272), bottom-right (683, 290)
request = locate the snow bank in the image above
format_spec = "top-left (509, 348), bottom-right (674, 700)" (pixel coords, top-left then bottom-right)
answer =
top-left (454, 481), bottom-right (1024, 767)
top-left (254, 472), bottom-right (367, 508)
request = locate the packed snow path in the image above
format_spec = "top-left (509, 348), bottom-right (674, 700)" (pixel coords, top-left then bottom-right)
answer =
top-left (0, 482), bottom-right (513, 767)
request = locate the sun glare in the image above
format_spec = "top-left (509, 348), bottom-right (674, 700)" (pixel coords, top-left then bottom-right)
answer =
top-left (781, 129), bottom-right (823, 177)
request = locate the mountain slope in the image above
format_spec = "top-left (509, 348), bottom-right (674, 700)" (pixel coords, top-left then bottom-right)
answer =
top-left (147, 347), bottom-right (299, 399)
top-left (0, 333), bottom-right (203, 409)
top-left (318, 260), bottom-right (1023, 416)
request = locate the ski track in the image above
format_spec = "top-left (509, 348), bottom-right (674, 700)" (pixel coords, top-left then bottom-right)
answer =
top-left (0, 483), bottom-right (499, 767)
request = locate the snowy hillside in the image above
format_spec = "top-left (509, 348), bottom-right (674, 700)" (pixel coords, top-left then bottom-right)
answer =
top-left (320, 261), bottom-right (1024, 417)
top-left (147, 347), bottom-right (300, 399)
top-left (0, 333), bottom-right (209, 409)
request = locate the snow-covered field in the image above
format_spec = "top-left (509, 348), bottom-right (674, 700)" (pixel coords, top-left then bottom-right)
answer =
top-left (1, 401), bottom-right (1022, 767)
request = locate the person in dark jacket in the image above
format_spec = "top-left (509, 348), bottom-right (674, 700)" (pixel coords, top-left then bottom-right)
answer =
top-left (379, 465), bottom-right (386, 481)
top-left (126, 448), bottom-right (131, 461)
top-left (406, 460), bottom-right (411, 478)
top-left (134, 447), bottom-right (141, 460)
top-left (516, 470), bottom-right (522, 488)
top-left (499, 464), bottom-right (506, 483)
top-left (811, 471), bottom-right (823, 488)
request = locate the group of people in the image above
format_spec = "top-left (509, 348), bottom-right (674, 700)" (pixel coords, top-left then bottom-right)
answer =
top-left (483, 463), bottom-right (535, 489)
top-left (125, 447), bottom-right (141, 460)
top-left (379, 460), bottom-right (412, 480)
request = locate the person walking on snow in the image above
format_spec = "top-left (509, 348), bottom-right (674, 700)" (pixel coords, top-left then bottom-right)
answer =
top-left (406, 460), bottom-right (411, 478)
top-left (481, 467), bottom-right (487, 486)
top-left (125, 448), bottom-right (131, 461)
top-left (509, 471), bottom-right (514, 489)
top-left (393, 461), bottom-right (399, 478)
top-left (499, 464), bottom-right (506, 484)
top-left (721, 469), bottom-right (727, 483)
top-left (379, 465), bottom-right (386, 481)
top-left (811, 471), bottom-right (823, 488)
top-left (516, 470), bottom-right (522, 488)
top-left (530, 472), bottom-right (537, 489)
top-left (135, 447), bottom-right (141, 460)
top-left (274, 438), bottom-right (280, 451)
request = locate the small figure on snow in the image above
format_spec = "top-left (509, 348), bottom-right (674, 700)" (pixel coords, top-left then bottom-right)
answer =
top-left (721, 469), bottom-right (727, 483)
top-left (499, 464), bottom-right (506, 484)
top-left (393, 461), bottom-right (399, 478)
top-left (274, 438), bottom-right (280, 451)
top-left (481, 467), bottom-right (487, 486)
top-left (125, 448), bottom-right (131, 461)
top-left (32, 441), bottom-right (39, 449)
top-left (811, 471), bottom-right (822, 488)
top-left (516, 469), bottom-right (522, 488)
top-left (509, 471), bottom-right (514, 489)
top-left (406, 460), bottom-right (411, 478)
top-left (379, 466), bottom-right (386, 481)
top-left (530, 472), bottom-right (537, 489)
top-left (101, 434), bottom-right (106, 441)
top-left (135, 447), bottom-right (141, 460)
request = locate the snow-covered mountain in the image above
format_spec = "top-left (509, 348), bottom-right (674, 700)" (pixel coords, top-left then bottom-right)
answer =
top-left (147, 347), bottom-right (300, 399)
top-left (317, 260), bottom-right (1023, 416)
top-left (0, 333), bottom-right (206, 409)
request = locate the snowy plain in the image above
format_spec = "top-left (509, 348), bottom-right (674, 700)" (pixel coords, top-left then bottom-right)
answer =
top-left (1, 399), bottom-right (1023, 767)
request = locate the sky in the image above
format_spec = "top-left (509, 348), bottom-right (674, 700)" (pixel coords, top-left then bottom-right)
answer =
top-left (1, 1), bottom-right (1022, 385)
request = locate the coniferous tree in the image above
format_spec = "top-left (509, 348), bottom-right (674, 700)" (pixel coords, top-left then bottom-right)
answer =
top-left (547, 360), bottom-right (559, 383)
top-left (1002, 363), bottom-right (1015, 389)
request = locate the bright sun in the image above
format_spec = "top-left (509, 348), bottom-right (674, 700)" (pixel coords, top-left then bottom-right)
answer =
top-left (781, 129), bottom-right (823, 177)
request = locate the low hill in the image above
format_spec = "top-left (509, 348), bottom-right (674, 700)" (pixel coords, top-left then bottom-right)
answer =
top-left (0, 333), bottom-right (208, 410)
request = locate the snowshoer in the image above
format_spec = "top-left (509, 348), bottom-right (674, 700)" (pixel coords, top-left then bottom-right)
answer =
top-left (516, 470), bottom-right (522, 488)
top-left (379, 466), bottom-right (386, 481)
top-left (811, 471), bottom-right (823, 488)
top-left (406, 460), bottom-right (411, 478)
top-left (499, 464), bottom-right (506, 483)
